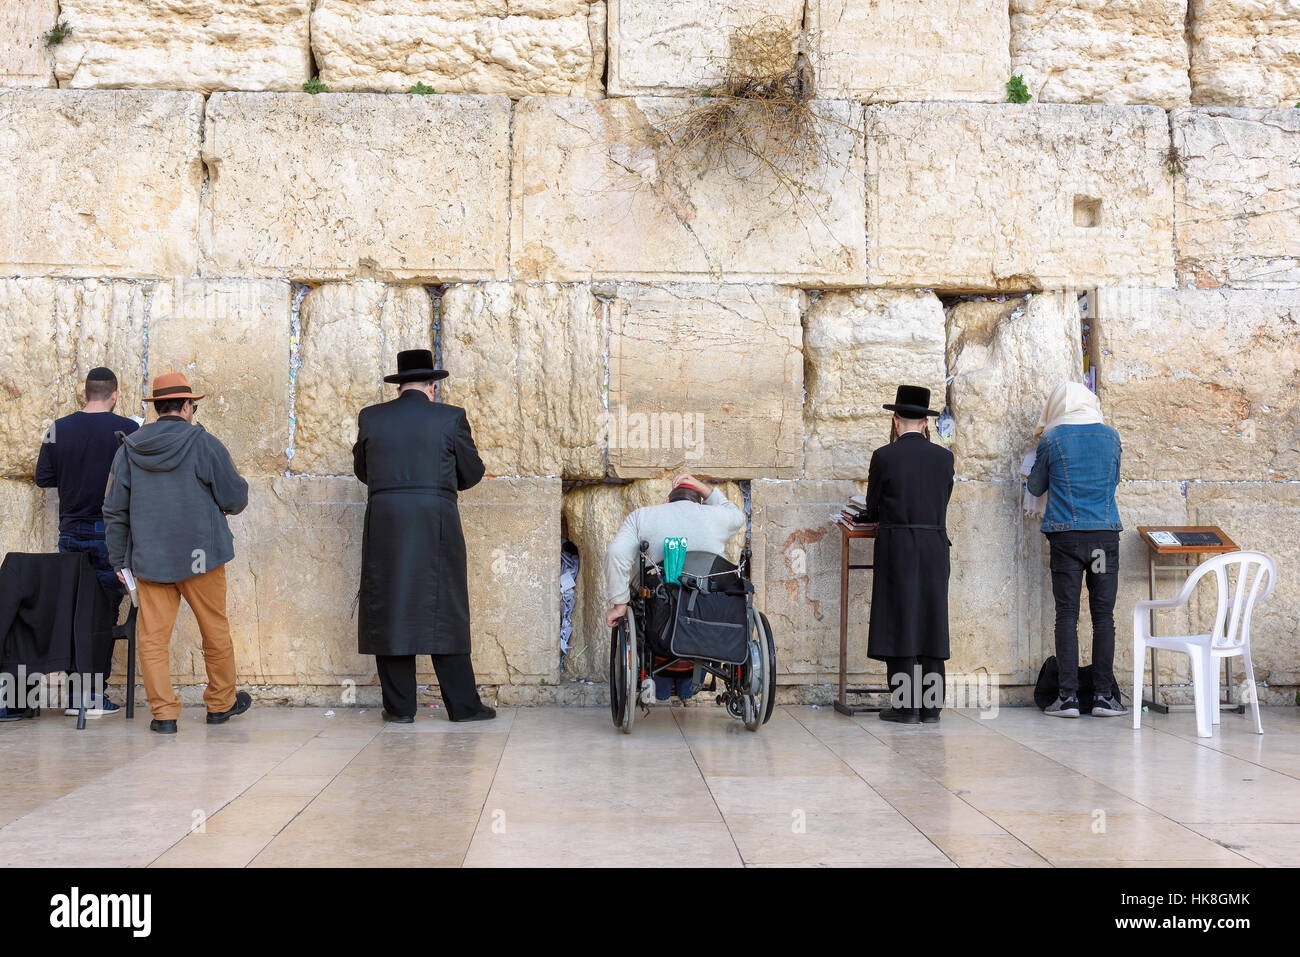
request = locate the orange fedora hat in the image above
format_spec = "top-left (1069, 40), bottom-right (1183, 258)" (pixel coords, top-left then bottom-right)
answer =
top-left (144, 371), bottom-right (205, 403)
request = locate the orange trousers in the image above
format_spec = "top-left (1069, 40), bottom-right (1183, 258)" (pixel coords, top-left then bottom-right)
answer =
top-left (136, 565), bottom-right (237, 720)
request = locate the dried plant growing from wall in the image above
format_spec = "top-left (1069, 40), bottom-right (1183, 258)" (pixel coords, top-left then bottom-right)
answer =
top-left (652, 17), bottom-right (851, 206)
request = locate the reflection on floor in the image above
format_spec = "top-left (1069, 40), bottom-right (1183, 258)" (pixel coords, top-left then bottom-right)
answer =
top-left (1, 704), bottom-right (1296, 867)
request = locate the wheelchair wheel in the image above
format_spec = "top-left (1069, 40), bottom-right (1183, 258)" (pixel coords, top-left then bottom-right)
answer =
top-left (742, 609), bottom-right (777, 731)
top-left (608, 617), bottom-right (637, 734)
top-left (757, 611), bottom-right (777, 725)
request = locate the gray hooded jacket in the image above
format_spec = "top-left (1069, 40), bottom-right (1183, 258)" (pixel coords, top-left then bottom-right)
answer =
top-left (103, 418), bottom-right (248, 584)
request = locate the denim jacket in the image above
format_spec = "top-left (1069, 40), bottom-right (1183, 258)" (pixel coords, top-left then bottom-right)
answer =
top-left (1025, 423), bottom-right (1122, 533)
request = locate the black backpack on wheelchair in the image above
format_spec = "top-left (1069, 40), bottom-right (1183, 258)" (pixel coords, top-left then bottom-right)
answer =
top-left (645, 554), bottom-right (751, 665)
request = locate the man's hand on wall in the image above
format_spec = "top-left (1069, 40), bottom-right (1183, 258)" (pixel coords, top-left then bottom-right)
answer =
top-left (672, 472), bottom-right (711, 496)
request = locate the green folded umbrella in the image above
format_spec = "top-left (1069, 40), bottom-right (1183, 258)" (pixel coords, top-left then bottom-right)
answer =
top-left (663, 536), bottom-right (688, 584)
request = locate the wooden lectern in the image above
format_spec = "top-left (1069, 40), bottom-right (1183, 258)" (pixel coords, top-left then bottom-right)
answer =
top-left (833, 518), bottom-right (891, 715)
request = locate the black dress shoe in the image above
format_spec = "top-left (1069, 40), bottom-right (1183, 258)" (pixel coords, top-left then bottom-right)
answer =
top-left (206, 690), bottom-right (252, 725)
top-left (920, 710), bottom-right (941, 724)
top-left (878, 707), bottom-right (920, 724)
top-left (150, 719), bottom-right (177, 734)
top-left (382, 710), bottom-right (414, 724)
top-left (450, 705), bottom-right (497, 723)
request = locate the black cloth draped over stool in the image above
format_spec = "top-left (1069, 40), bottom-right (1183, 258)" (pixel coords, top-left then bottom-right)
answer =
top-left (0, 552), bottom-right (112, 678)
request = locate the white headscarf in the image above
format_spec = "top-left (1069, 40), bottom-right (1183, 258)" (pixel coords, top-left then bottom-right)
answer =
top-left (1024, 382), bottom-right (1104, 516)
top-left (1036, 380), bottom-right (1104, 439)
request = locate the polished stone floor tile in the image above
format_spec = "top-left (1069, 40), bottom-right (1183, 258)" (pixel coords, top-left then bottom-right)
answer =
top-left (1, 704), bottom-right (1297, 866)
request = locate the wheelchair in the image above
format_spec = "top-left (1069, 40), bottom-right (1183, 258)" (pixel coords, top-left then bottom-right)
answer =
top-left (609, 540), bottom-right (776, 733)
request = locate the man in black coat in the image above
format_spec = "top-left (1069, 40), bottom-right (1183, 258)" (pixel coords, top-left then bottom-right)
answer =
top-left (352, 349), bottom-right (495, 723)
top-left (863, 385), bottom-right (955, 724)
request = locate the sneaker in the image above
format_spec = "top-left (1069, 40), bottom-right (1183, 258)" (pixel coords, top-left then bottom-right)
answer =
top-left (1045, 695), bottom-right (1080, 718)
top-left (1091, 694), bottom-right (1128, 717)
top-left (64, 694), bottom-right (120, 718)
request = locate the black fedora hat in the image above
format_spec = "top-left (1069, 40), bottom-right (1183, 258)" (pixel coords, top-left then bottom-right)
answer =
top-left (384, 349), bottom-right (448, 384)
top-left (883, 384), bottom-right (941, 418)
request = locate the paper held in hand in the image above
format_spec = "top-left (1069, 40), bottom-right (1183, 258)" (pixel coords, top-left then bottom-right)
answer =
top-left (120, 568), bottom-right (140, 607)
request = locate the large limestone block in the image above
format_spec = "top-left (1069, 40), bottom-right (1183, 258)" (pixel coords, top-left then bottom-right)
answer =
top-left (1173, 108), bottom-right (1300, 288)
top-left (0, 480), bottom-right (50, 560)
top-left (441, 477), bottom-right (562, 685)
top-left (865, 103), bottom-right (1175, 291)
top-left (1190, 0), bottom-right (1300, 107)
top-left (749, 479), bottom-right (873, 681)
top-left (1010, 0), bottom-right (1191, 109)
top-left (1095, 287), bottom-right (1300, 481)
top-left (1, 0), bottom-right (57, 87)
top-left (148, 279), bottom-right (292, 476)
top-left (0, 278), bottom-right (147, 477)
top-left (0, 90), bottom-right (202, 279)
top-left (177, 477), bottom-right (375, 685)
top-left (170, 476), bottom-right (560, 687)
top-left (511, 96), bottom-right (867, 285)
top-left (312, 0), bottom-right (605, 97)
top-left (607, 284), bottom-right (803, 478)
top-left (52, 1), bottom-right (311, 93)
top-left (946, 293), bottom-right (1085, 482)
top-left (1028, 481), bottom-right (1197, 688)
top-left (803, 289), bottom-right (946, 480)
top-left (562, 478), bottom-right (746, 680)
top-left (949, 481), bottom-right (1032, 682)
top-left (440, 283), bottom-right (606, 479)
top-left (294, 283), bottom-right (434, 476)
top-left (1113, 481), bottom-right (1195, 687)
top-left (1187, 482), bottom-right (1300, 686)
top-left (606, 0), bottom-right (803, 96)
top-left (807, 0), bottom-right (1009, 102)
top-left (201, 93), bottom-right (511, 282)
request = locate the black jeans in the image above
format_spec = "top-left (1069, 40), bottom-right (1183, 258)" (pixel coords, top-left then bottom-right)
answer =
top-left (886, 656), bottom-right (946, 716)
top-left (58, 521), bottom-right (120, 687)
top-left (1047, 530), bottom-right (1120, 698)
top-left (374, 653), bottom-right (487, 720)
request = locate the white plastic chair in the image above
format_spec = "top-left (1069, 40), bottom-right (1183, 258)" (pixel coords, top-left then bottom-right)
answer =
top-left (1132, 550), bottom-right (1275, 738)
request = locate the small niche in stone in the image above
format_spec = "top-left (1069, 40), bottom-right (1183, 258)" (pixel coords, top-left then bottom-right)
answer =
top-left (1073, 195), bottom-right (1102, 228)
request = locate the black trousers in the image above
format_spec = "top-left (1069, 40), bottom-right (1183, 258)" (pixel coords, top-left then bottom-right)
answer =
top-left (886, 656), bottom-right (946, 715)
top-left (58, 522), bottom-right (120, 687)
top-left (374, 653), bottom-right (486, 720)
top-left (1047, 530), bottom-right (1120, 698)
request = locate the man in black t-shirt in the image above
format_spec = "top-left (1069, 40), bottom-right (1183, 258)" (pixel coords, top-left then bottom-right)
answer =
top-left (34, 367), bottom-right (140, 717)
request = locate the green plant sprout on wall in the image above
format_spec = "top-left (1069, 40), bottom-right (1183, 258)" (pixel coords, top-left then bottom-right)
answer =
top-left (1006, 75), bottom-right (1031, 104)
top-left (303, 76), bottom-right (328, 94)
top-left (44, 21), bottom-right (72, 47)
top-left (410, 82), bottom-right (437, 94)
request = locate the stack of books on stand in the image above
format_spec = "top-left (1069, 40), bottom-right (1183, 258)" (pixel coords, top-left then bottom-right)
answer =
top-left (834, 494), bottom-right (876, 531)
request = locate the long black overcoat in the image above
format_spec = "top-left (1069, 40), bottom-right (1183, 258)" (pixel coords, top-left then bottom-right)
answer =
top-left (352, 390), bottom-right (485, 656)
top-left (863, 431), bottom-right (955, 660)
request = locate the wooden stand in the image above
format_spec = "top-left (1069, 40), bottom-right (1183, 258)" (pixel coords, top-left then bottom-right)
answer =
top-left (1136, 525), bottom-right (1242, 715)
top-left (833, 519), bottom-right (890, 715)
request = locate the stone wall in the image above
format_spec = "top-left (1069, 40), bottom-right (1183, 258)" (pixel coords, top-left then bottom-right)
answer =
top-left (2, 1), bottom-right (1298, 708)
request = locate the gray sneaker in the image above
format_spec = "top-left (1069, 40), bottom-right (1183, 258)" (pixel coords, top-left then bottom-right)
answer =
top-left (1045, 695), bottom-right (1080, 718)
top-left (1091, 694), bottom-right (1128, 717)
